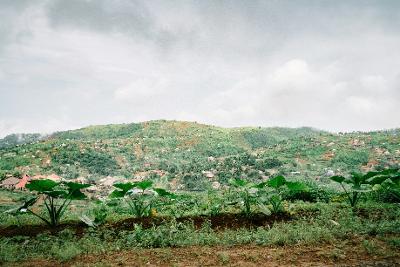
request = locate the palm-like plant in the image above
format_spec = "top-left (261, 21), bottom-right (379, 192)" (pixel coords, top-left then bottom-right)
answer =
top-left (12, 179), bottom-right (90, 227)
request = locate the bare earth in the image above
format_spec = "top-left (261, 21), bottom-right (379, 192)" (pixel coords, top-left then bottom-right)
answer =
top-left (8, 241), bottom-right (400, 267)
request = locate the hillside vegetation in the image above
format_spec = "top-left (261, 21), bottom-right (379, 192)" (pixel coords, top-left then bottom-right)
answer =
top-left (0, 120), bottom-right (399, 190)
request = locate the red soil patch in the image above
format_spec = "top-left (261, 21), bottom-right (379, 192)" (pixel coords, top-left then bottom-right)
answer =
top-left (9, 242), bottom-right (400, 267)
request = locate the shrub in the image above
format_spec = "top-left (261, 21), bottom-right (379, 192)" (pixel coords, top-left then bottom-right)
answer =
top-left (256, 158), bottom-right (283, 170)
top-left (281, 180), bottom-right (333, 203)
top-left (330, 169), bottom-right (397, 207)
top-left (110, 180), bottom-right (176, 217)
top-left (332, 150), bottom-right (369, 168)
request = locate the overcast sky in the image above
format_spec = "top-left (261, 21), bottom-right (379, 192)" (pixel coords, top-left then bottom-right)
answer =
top-left (0, 0), bottom-right (399, 137)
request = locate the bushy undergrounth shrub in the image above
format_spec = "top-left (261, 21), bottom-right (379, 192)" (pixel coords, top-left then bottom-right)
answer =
top-left (365, 187), bottom-right (400, 204)
top-left (1, 203), bottom-right (399, 263)
top-left (281, 179), bottom-right (334, 203)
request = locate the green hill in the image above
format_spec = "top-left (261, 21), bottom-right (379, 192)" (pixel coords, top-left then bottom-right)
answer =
top-left (0, 120), bottom-right (399, 189)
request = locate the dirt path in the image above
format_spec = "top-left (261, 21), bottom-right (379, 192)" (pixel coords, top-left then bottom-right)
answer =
top-left (7, 242), bottom-right (400, 267)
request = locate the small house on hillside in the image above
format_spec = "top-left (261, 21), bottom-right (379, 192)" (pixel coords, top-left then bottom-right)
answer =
top-left (15, 174), bottom-right (30, 189)
top-left (0, 177), bottom-right (20, 190)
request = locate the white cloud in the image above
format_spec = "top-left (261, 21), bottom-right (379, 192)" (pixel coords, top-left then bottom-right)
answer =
top-left (346, 96), bottom-right (374, 114)
top-left (268, 59), bottom-right (318, 91)
top-left (114, 78), bottom-right (168, 103)
top-left (0, 69), bottom-right (5, 81)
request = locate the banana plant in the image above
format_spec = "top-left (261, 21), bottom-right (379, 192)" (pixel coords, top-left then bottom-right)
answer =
top-left (385, 175), bottom-right (400, 201)
top-left (330, 169), bottom-right (396, 207)
top-left (228, 176), bottom-right (308, 216)
top-left (263, 175), bottom-right (308, 214)
top-left (228, 178), bottom-right (259, 216)
top-left (109, 180), bottom-right (176, 217)
top-left (374, 169), bottom-right (400, 202)
top-left (10, 179), bottom-right (90, 227)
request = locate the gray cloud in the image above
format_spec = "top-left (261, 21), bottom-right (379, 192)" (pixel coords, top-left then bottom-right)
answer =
top-left (0, 0), bottom-right (399, 137)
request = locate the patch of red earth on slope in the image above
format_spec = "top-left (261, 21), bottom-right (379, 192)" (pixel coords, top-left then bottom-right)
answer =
top-left (10, 241), bottom-right (400, 267)
top-left (0, 222), bottom-right (87, 238)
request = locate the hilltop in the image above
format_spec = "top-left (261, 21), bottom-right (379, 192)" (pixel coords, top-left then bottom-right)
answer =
top-left (0, 120), bottom-right (399, 190)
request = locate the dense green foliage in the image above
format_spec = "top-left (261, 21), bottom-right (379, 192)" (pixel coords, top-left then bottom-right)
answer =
top-left (109, 180), bottom-right (176, 217)
top-left (1, 202), bottom-right (399, 263)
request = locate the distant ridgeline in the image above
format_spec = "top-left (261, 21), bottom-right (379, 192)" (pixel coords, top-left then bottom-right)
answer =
top-left (0, 133), bottom-right (46, 149)
top-left (0, 120), bottom-right (399, 191)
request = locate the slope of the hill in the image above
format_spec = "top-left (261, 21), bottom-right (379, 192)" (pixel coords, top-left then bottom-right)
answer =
top-left (0, 120), bottom-right (399, 190)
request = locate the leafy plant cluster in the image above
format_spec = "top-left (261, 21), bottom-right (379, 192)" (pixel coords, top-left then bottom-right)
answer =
top-left (8, 179), bottom-right (90, 226)
top-left (330, 169), bottom-right (400, 207)
top-left (109, 180), bottom-right (176, 218)
top-left (5, 168), bottom-right (400, 230)
top-left (1, 201), bottom-right (399, 263)
top-left (228, 175), bottom-right (308, 216)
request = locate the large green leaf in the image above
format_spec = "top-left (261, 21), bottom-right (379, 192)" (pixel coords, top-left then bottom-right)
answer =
top-left (364, 171), bottom-right (381, 180)
top-left (350, 172), bottom-right (364, 185)
top-left (367, 175), bottom-right (390, 185)
top-left (390, 176), bottom-right (400, 185)
top-left (154, 188), bottom-right (176, 198)
top-left (380, 168), bottom-right (399, 176)
top-left (135, 180), bottom-right (153, 190)
top-left (63, 182), bottom-right (90, 200)
top-left (66, 189), bottom-right (87, 200)
top-left (330, 175), bottom-right (345, 183)
top-left (286, 181), bottom-right (309, 192)
top-left (64, 182), bottom-right (91, 190)
top-left (109, 182), bottom-right (136, 198)
top-left (113, 182), bottom-right (136, 192)
top-left (47, 190), bottom-right (68, 198)
top-left (109, 190), bottom-right (126, 198)
top-left (267, 175), bottom-right (286, 188)
top-left (26, 179), bottom-right (59, 192)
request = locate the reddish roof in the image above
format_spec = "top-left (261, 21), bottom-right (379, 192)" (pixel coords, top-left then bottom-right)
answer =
top-left (15, 174), bottom-right (29, 189)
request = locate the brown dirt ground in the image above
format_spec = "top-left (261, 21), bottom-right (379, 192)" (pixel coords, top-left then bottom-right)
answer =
top-left (6, 240), bottom-right (400, 267)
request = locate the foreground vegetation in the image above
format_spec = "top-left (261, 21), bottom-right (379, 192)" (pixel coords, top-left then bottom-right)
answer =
top-left (1, 202), bottom-right (399, 264)
top-left (0, 169), bottom-right (399, 265)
